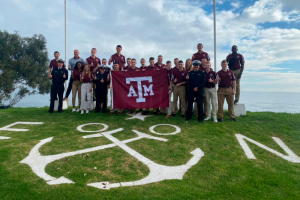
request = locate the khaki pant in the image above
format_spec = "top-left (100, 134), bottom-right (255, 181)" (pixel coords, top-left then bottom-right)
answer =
top-left (204, 87), bottom-right (217, 118)
top-left (217, 87), bottom-right (235, 119)
top-left (173, 85), bottom-right (186, 115)
top-left (232, 69), bottom-right (241, 100)
top-left (160, 93), bottom-right (172, 115)
top-left (72, 81), bottom-right (82, 106)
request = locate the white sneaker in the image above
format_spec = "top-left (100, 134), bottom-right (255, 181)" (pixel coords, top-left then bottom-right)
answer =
top-left (86, 110), bottom-right (89, 114)
top-left (72, 108), bottom-right (76, 112)
top-left (213, 117), bottom-right (218, 122)
top-left (204, 116), bottom-right (211, 121)
top-left (81, 110), bottom-right (84, 114)
top-left (76, 108), bottom-right (80, 112)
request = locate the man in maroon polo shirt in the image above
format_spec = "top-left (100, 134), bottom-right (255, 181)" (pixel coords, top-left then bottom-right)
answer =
top-left (49, 51), bottom-right (65, 77)
top-left (86, 48), bottom-right (101, 100)
top-left (140, 58), bottom-right (147, 71)
top-left (126, 58), bottom-right (140, 71)
top-left (226, 45), bottom-right (245, 104)
top-left (154, 55), bottom-right (166, 68)
top-left (160, 61), bottom-right (173, 118)
top-left (217, 60), bottom-right (236, 122)
top-left (143, 57), bottom-right (159, 115)
top-left (172, 58), bottom-right (179, 74)
top-left (124, 58), bottom-right (131, 71)
top-left (172, 60), bottom-right (187, 118)
top-left (109, 45), bottom-right (126, 71)
top-left (192, 43), bottom-right (210, 71)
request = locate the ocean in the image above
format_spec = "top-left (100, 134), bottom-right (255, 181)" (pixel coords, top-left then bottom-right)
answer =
top-left (11, 91), bottom-right (300, 114)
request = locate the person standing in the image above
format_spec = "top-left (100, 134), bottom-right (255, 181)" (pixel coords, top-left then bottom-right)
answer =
top-left (192, 43), bottom-right (210, 71)
top-left (124, 58), bottom-right (131, 71)
top-left (185, 60), bottom-right (206, 122)
top-left (48, 51), bottom-right (65, 101)
top-left (48, 51), bottom-right (65, 76)
top-left (126, 58), bottom-right (140, 115)
top-left (140, 58), bottom-right (147, 71)
top-left (71, 62), bottom-right (84, 112)
top-left (226, 45), bottom-right (245, 104)
top-left (109, 45), bottom-right (126, 71)
top-left (160, 61), bottom-right (173, 118)
top-left (172, 60), bottom-right (187, 118)
top-left (80, 64), bottom-right (93, 114)
top-left (143, 57), bottom-right (159, 115)
top-left (110, 63), bottom-right (123, 115)
top-left (217, 60), bottom-right (237, 122)
top-left (154, 55), bottom-right (166, 68)
top-left (93, 66), bottom-right (110, 114)
top-left (86, 48), bottom-right (101, 100)
top-left (64, 49), bottom-right (85, 101)
top-left (49, 59), bottom-right (68, 113)
top-left (185, 59), bottom-right (193, 72)
top-left (203, 61), bottom-right (219, 122)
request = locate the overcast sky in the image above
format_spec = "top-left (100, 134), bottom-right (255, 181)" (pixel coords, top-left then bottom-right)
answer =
top-left (1, 0), bottom-right (300, 92)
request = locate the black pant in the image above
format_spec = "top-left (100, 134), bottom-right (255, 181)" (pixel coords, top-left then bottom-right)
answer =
top-left (95, 88), bottom-right (107, 113)
top-left (64, 77), bottom-right (73, 98)
top-left (49, 84), bottom-right (64, 112)
top-left (186, 89), bottom-right (204, 120)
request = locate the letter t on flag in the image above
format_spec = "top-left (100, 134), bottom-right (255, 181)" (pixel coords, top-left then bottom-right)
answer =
top-left (111, 70), bottom-right (169, 109)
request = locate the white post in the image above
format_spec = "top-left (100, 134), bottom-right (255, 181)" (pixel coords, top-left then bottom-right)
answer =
top-left (64, 0), bottom-right (68, 92)
top-left (213, 0), bottom-right (216, 72)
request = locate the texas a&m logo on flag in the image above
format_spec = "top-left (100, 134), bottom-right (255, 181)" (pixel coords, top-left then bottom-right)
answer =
top-left (111, 70), bottom-right (169, 109)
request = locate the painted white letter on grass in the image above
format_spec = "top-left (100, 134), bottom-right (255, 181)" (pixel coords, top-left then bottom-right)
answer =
top-left (235, 134), bottom-right (300, 163)
top-left (0, 122), bottom-right (44, 139)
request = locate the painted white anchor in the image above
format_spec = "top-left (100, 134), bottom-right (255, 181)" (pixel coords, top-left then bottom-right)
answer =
top-left (20, 126), bottom-right (204, 188)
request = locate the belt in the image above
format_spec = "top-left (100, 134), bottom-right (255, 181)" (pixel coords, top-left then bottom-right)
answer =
top-left (229, 68), bottom-right (241, 71)
top-left (83, 82), bottom-right (91, 84)
top-left (205, 86), bottom-right (215, 88)
top-left (219, 86), bottom-right (231, 88)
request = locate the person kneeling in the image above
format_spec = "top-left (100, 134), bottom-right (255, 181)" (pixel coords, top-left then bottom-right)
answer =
top-left (93, 65), bottom-right (110, 114)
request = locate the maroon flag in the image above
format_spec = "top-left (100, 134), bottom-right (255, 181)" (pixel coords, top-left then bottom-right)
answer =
top-left (111, 70), bottom-right (169, 109)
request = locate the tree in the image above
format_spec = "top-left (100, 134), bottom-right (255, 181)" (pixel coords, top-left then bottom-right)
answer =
top-left (0, 30), bottom-right (51, 108)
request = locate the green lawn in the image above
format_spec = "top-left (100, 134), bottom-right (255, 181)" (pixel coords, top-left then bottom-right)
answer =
top-left (0, 107), bottom-right (300, 200)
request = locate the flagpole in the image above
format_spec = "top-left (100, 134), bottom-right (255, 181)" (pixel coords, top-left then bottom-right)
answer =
top-left (213, 0), bottom-right (216, 72)
top-left (64, 0), bottom-right (68, 92)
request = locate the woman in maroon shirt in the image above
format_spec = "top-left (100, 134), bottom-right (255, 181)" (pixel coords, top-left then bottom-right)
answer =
top-left (185, 59), bottom-right (193, 72)
top-left (80, 64), bottom-right (93, 114)
top-left (71, 62), bottom-right (83, 112)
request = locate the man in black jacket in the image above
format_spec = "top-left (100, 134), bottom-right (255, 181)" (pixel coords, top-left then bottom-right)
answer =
top-left (185, 60), bottom-right (206, 122)
top-left (49, 59), bottom-right (68, 113)
top-left (93, 66), bottom-right (110, 114)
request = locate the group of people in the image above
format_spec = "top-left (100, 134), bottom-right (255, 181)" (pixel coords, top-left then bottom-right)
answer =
top-left (48, 43), bottom-right (245, 122)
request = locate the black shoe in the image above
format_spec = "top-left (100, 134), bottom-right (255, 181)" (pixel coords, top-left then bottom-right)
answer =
top-left (185, 118), bottom-right (191, 122)
top-left (218, 118), bottom-right (223, 122)
top-left (48, 111), bottom-right (53, 114)
top-left (143, 111), bottom-right (149, 115)
top-left (102, 112), bottom-right (106, 114)
top-left (181, 115), bottom-right (185, 118)
top-left (138, 109), bottom-right (143, 112)
top-left (95, 111), bottom-right (99, 113)
top-left (198, 118), bottom-right (204, 122)
top-left (153, 112), bottom-right (158, 115)
top-left (230, 118), bottom-right (237, 122)
top-left (234, 100), bottom-right (239, 105)
top-left (171, 113), bottom-right (176, 117)
top-left (58, 111), bottom-right (63, 113)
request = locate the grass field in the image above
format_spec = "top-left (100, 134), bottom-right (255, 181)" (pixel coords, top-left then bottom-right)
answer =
top-left (0, 107), bottom-right (300, 200)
